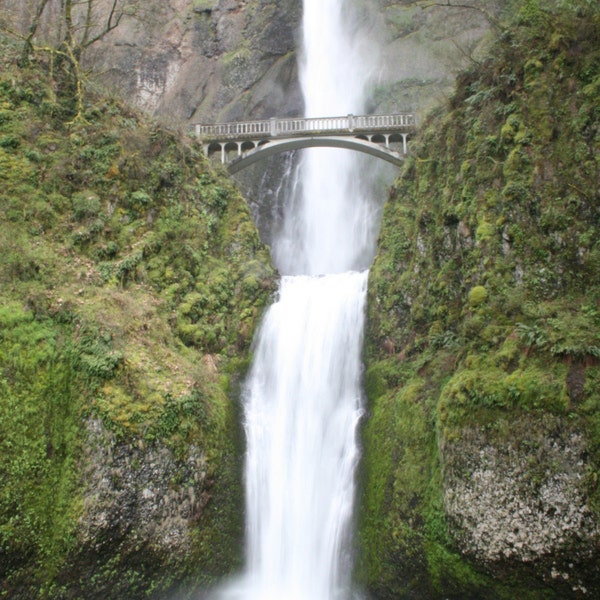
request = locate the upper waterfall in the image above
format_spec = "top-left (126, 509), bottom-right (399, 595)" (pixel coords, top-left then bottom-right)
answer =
top-left (274, 0), bottom-right (380, 276)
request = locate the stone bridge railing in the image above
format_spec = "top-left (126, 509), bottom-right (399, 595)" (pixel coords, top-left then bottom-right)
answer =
top-left (193, 113), bottom-right (416, 140)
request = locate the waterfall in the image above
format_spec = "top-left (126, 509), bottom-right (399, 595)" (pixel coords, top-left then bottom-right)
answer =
top-left (215, 1), bottom-right (380, 598)
top-left (242, 272), bottom-right (368, 600)
top-left (273, 0), bottom-right (377, 276)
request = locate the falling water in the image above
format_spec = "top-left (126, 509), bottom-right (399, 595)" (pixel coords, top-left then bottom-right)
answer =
top-left (274, 0), bottom-right (377, 276)
top-left (241, 271), bottom-right (368, 600)
top-left (216, 1), bottom-right (380, 599)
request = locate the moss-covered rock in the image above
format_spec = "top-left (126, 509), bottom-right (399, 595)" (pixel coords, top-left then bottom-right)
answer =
top-left (0, 37), bottom-right (275, 598)
top-left (360, 1), bottom-right (600, 598)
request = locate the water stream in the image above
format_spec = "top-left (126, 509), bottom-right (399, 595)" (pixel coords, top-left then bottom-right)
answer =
top-left (216, 1), bottom-right (380, 598)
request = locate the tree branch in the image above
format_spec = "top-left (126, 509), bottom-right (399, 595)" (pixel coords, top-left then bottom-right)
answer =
top-left (83, 0), bottom-right (124, 48)
top-left (450, 38), bottom-right (482, 67)
top-left (19, 0), bottom-right (52, 65)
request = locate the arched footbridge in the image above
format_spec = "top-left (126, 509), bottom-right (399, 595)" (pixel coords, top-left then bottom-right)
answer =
top-left (192, 113), bottom-right (416, 174)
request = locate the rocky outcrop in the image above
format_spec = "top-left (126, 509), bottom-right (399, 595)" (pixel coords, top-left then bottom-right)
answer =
top-left (443, 423), bottom-right (598, 569)
top-left (85, 0), bottom-right (303, 122)
top-left (78, 418), bottom-right (210, 556)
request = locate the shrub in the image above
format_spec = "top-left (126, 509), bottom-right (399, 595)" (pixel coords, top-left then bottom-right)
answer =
top-left (468, 286), bottom-right (488, 307)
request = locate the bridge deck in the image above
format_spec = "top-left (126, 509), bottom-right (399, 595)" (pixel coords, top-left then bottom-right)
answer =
top-left (193, 113), bottom-right (416, 141)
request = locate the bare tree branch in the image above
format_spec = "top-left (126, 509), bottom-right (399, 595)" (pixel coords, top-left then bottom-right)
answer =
top-left (450, 38), bottom-right (482, 67)
top-left (20, 0), bottom-right (52, 65)
top-left (84, 0), bottom-right (124, 48)
top-left (81, 0), bottom-right (94, 46)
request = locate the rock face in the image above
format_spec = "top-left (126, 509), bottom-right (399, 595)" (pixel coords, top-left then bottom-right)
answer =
top-left (79, 0), bottom-right (494, 124)
top-left (85, 0), bottom-right (304, 122)
top-left (369, 0), bottom-right (493, 117)
top-left (78, 419), bottom-right (210, 556)
top-left (2, 0), bottom-right (496, 126)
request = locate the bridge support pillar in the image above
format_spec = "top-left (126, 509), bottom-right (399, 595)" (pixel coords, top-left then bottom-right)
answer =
top-left (401, 133), bottom-right (408, 155)
top-left (221, 144), bottom-right (226, 164)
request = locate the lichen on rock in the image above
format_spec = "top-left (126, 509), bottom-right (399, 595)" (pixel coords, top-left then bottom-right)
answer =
top-left (443, 426), bottom-right (599, 565)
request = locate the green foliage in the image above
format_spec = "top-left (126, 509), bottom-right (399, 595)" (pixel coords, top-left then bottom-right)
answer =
top-left (547, 307), bottom-right (600, 359)
top-left (362, 2), bottom-right (600, 597)
top-left (517, 302), bottom-right (600, 359)
top-left (438, 360), bottom-right (569, 428)
top-left (72, 191), bottom-right (101, 220)
top-left (0, 33), bottom-right (275, 598)
top-left (72, 324), bottom-right (123, 382)
top-left (0, 303), bottom-right (80, 588)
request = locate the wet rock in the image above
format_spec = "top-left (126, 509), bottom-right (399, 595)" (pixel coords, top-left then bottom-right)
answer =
top-left (442, 420), bottom-right (599, 569)
top-left (78, 418), bottom-right (210, 555)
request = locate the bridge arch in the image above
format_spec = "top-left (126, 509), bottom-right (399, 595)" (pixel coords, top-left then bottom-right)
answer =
top-left (225, 136), bottom-right (405, 174)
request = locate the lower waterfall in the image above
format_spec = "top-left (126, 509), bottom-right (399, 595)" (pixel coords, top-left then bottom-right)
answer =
top-left (241, 272), bottom-right (368, 599)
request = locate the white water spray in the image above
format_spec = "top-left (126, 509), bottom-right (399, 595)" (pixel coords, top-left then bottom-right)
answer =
top-left (216, 1), bottom-right (380, 598)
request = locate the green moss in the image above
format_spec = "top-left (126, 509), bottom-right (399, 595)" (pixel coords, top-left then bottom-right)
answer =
top-left (0, 304), bottom-right (80, 588)
top-left (0, 34), bottom-right (274, 598)
top-left (358, 378), bottom-right (433, 598)
top-left (438, 360), bottom-right (569, 432)
top-left (361, 1), bottom-right (600, 597)
top-left (468, 285), bottom-right (488, 307)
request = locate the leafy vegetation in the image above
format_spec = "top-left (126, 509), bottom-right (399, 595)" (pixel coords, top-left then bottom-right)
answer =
top-left (0, 32), bottom-right (275, 598)
top-left (360, 0), bottom-right (599, 597)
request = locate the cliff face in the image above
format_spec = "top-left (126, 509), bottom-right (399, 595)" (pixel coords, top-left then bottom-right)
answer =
top-left (79, 0), bottom-right (495, 124)
top-left (84, 0), bottom-right (304, 122)
top-left (360, 1), bottom-right (600, 598)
